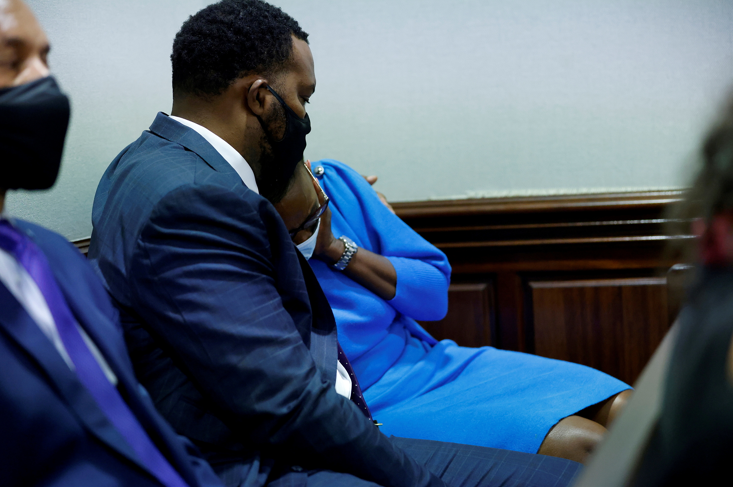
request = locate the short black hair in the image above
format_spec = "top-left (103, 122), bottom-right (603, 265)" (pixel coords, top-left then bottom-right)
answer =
top-left (171, 0), bottom-right (308, 99)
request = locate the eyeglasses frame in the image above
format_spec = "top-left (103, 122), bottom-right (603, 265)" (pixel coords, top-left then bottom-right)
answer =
top-left (288, 161), bottom-right (330, 238)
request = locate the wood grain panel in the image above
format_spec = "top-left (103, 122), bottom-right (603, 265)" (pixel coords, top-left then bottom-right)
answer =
top-left (495, 272), bottom-right (525, 352)
top-left (394, 191), bottom-right (692, 278)
top-left (419, 283), bottom-right (494, 348)
top-left (666, 264), bottom-right (695, 323)
top-left (529, 277), bottom-right (670, 384)
top-left (75, 238), bottom-right (90, 256)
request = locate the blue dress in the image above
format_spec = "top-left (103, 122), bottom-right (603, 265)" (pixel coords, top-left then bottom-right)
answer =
top-left (309, 159), bottom-right (631, 454)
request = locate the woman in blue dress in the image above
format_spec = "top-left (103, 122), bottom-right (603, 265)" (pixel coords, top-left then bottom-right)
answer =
top-left (272, 159), bottom-right (632, 463)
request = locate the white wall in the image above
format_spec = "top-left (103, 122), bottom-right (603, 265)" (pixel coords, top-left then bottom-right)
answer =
top-left (8, 0), bottom-right (733, 240)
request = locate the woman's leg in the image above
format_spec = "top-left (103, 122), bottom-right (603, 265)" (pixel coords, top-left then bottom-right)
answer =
top-left (537, 390), bottom-right (632, 463)
top-left (537, 415), bottom-right (607, 464)
top-left (579, 389), bottom-right (633, 428)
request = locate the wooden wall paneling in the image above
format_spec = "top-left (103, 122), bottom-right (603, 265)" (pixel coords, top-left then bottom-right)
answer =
top-left (419, 282), bottom-right (495, 349)
top-left (391, 190), bottom-right (691, 384)
top-left (75, 238), bottom-right (90, 256)
top-left (528, 277), bottom-right (671, 385)
top-left (666, 263), bottom-right (696, 324)
top-left (495, 272), bottom-right (526, 352)
top-left (393, 191), bottom-right (691, 275)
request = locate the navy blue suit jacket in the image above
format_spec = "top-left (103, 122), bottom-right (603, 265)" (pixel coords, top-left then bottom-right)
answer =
top-left (88, 113), bottom-right (442, 487)
top-left (0, 220), bottom-right (223, 487)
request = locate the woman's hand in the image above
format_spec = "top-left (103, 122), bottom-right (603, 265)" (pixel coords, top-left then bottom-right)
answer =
top-left (312, 205), bottom-right (397, 299)
top-left (313, 206), bottom-right (345, 265)
top-left (362, 174), bottom-right (396, 214)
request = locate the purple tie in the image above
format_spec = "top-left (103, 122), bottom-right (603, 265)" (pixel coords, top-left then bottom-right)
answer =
top-left (0, 221), bottom-right (190, 487)
top-left (337, 342), bottom-right (374, 422)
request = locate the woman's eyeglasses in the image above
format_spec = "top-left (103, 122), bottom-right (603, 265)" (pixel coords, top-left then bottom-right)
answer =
top-left (289, 162), bottom-right (330, 238)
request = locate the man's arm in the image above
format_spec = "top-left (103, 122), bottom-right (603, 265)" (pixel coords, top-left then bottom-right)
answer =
top-left (129, 183), bottom-right (445, 487)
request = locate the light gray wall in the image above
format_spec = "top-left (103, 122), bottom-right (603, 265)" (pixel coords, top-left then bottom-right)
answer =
top-left (8, 0), bottom-right (208, 239)
top-left (8, 0), bottom-right (733, 240)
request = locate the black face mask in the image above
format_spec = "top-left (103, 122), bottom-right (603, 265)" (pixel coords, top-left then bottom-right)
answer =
top-left (256, 85), bottom-right (311, 203)
top-left (0, 76), bottom-right (71, 190)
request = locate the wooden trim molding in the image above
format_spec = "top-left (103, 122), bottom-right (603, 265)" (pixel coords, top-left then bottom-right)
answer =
top-left (74, 238), bottom-right (91, 256)
top-left (391, 190), bottom-right (685, 217)
top-left (74, 190), bottom-right (690, 263)
top-left (392, 190), bottom-right (690, 273)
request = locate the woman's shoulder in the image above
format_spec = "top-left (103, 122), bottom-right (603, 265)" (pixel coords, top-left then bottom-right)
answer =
top-left (313, 159), bottom-right (361, 183)
top-left (313, 159), bottom-right (379, 201)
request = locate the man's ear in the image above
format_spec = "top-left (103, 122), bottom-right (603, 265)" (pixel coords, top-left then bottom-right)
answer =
top-left (694, 213), bottom-right (733, 266)
top-left (246, 79), bottom-right (270, 117)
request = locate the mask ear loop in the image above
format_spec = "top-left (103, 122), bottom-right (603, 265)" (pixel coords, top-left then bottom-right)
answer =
top-left (266, 85), bottom-right (308, 121)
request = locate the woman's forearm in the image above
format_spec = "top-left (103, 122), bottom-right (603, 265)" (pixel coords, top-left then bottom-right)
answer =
top-left (319, 238), bottom-right (397, 300)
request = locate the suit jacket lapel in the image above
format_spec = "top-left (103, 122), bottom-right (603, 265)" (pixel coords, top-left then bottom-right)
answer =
top-left (148, 111), bottom-right (242, 182)
top-left (0, 283), bottom-right (143, 470)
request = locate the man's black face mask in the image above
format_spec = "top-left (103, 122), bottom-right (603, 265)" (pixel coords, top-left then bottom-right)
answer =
top-left (0, 76), bottom-right (71, 190)
top-left (256, 85), bottom-right (311, 203)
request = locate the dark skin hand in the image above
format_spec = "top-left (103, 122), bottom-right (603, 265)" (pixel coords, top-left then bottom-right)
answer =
top-left (273, 163), bottom-right (397, 301)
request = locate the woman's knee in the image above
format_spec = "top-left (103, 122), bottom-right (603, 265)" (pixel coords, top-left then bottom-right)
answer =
top-left (537, 415), bottom-right (607, 464)
top-left (578, 389), bottom-right (633, 428)
top-left (592, 389), bottom-right (633, 427)
top-left (607, 389), bottom-right (632, 425)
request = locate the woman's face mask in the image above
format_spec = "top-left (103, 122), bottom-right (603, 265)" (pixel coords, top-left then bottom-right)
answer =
top-left (296, 218), bottom-right (320, 260)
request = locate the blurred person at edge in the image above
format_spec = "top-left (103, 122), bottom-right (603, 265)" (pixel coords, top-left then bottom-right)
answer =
top-left (0, 1), bottom-right (225, 486)
top-left (631, 96), bottom-right (733, 486)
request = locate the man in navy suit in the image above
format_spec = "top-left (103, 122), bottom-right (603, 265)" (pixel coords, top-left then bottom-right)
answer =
top-left (0, 1), bottom-right (227, 486)
top-left (88, 1), bottom-right (581, 486)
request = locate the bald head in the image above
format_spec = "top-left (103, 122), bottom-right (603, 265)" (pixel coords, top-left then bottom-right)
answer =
top-left (0, 0), bottom-right (50, 89)
top-left (0, 0), bottom-right (60, 206)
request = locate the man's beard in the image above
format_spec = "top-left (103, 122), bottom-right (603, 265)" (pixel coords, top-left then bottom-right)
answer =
top-left (255, 102), bottom-right (301, 204)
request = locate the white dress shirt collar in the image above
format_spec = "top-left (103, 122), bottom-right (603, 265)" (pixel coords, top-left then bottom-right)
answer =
top-left (170, 115), bottom-right (259, 194)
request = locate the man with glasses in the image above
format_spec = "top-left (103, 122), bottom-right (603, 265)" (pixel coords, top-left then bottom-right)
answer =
top-left (89, 1), bottom-right (581, 486)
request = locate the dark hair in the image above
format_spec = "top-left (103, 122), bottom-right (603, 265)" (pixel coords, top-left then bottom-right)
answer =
top-left (687, 99), bottom-right (733, 221)
top-left (171, 0), bottom-right (308, 99)
top-left (666, 96), bottom-right (733, 261)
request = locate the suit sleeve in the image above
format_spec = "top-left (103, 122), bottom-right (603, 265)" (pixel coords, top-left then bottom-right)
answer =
top-left (323, 160), bottom-right (452, 321)
top-left (130, 183), bottom-right (445, 487)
